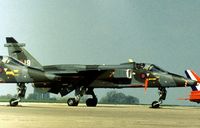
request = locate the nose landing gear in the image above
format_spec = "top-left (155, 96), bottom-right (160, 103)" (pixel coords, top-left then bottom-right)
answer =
top-left (151, 87), bottom-right (167, 108)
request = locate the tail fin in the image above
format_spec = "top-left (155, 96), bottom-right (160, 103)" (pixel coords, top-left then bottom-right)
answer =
top-left (185, 70), bottom-right (200, 91)
top-left (179, 70), bottom-right (200, 103)
top-left (4, 37), bottom-right (43, 69)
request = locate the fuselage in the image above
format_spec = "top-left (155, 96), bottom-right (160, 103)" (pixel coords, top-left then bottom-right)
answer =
top-left (0, 56), bottom-right (196, 96)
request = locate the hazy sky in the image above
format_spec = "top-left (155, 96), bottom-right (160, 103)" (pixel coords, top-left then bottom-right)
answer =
top-left (0, 0), bottom-right (200, 105)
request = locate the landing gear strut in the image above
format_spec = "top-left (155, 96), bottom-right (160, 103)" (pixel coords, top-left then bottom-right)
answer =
top-left (67, 87), bottom-right (98, 107)
top-left (151, 87), bottom-right (167, 108)
top-left (10, 83), bottom-right (26, 106)
top-left (67, 86), bottom-right (85, 106)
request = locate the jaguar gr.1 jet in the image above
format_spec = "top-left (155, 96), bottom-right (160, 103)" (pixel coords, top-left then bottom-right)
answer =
top-left (0, 37), bottom-right (197, 108)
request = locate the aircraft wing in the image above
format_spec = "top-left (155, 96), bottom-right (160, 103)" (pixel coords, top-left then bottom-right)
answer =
top-left (43, 64), bottom-right (113, 73)
top-left (43, 64), bottom-right (115, 83)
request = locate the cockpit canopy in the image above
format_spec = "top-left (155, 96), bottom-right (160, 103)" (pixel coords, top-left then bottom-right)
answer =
top-left (0, 56), bottom-right (24, 66)
top-left (135, 63), bottom-right (167, 73)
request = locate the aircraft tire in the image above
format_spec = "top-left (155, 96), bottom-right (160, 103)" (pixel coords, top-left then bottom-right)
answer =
top-left (67, 98), bottom-right (78, 106)
top-left (86, 98), bottom-right (97, 107)
top-left (151, 101), bottom-right (160, 108)
top-left (9, 98), bottom-right (18, 107)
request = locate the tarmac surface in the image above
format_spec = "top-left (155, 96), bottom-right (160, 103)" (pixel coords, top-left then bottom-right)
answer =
top-left (0, 102), bottom-right (200, 128)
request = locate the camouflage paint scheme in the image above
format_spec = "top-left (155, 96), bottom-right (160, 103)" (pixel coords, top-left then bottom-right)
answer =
top-left (1, 37), bottom-right (197, 108)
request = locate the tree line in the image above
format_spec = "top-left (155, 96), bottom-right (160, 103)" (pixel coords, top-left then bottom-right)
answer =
top-left (100, 91), bottom-right (139, 104)
top-left (0, 91), bottom-right (139, 104)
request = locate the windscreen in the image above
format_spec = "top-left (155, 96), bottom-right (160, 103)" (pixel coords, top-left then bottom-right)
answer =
top-left (148, 64), bottom-right (167, 73)
top-left (135, 63), bottom-right (167, 73)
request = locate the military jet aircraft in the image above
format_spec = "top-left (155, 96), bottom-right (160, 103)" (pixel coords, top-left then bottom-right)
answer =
top-left (1, 37), bottom-right (197, 108)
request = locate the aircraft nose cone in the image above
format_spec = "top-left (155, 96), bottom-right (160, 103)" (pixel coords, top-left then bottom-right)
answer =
top-left (187, 79), bottom-right (197, 86)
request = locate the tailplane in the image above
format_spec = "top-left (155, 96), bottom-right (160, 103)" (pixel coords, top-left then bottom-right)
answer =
top-left (4, 37), bottom-right (43, 69)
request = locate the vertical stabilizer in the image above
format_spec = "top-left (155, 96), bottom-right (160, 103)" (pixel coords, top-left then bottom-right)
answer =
top-left (180, 70), bottom-right (200, 103)
top-left (4, 37), bottom-right (43, 70)
top-left (185, 70), bottom-right (200, 91)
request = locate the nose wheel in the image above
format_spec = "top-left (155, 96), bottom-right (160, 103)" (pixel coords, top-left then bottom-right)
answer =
top-left (151, 87), bottom-right (167, 108)
top-left (9, 98), bottom-right (19, 106)
top-left (151, 101), bottom-right (161, 108)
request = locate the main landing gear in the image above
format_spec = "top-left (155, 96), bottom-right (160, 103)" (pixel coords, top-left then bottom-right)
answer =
top-left (85, 88), bottom-right (98, 107)
top-left (151, 87), bottom-right (167, 108)
top-left (9, 83), bottom-right (26, 106)
top-left (67, 87), bottom-right (98, 107)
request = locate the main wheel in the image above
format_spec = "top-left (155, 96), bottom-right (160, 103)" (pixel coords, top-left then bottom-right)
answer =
top-left (67, 98), bottom-right (78, 106)
top-left (9, 98), bottom-right (18, 107)
top-left (86, 98), bottom-right (98, 107)
top-left (151, 101), bottom-right (160, 108)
